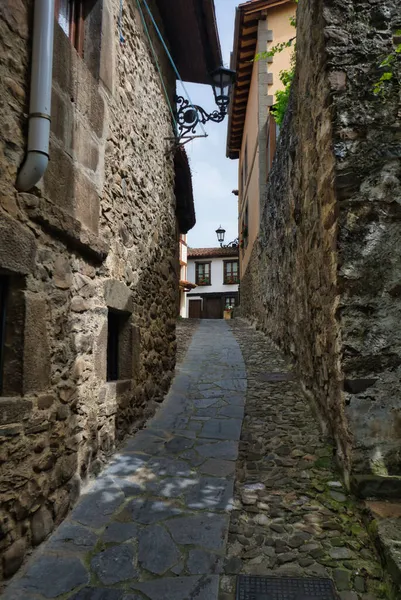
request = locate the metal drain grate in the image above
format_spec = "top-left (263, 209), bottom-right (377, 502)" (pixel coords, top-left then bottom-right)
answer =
top-left (236, 576), bottom-right (338, 600)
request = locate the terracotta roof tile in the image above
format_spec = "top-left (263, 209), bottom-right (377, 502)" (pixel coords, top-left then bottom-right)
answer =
top-left (188, 247), bottom-right (239, 258)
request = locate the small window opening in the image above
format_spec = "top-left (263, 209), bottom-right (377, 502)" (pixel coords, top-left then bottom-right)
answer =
top-left (55, 0), bottom-right (103, 79)
top-left (56, 0), bottom-right (85, 55)
top-left (107, 309), bottom-right (132, 382)
top-left (0, 273), bottom-right (25, 396)
top-left (225, 296), bottom-right (236, 310)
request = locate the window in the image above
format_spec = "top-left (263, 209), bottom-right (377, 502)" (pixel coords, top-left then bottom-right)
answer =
top-left (55, 0), bottom-right (85, 55)
top-left (0, 276), bottom-right (8, 395)
top-left (195, 262), bottom-right (211, 286)
top-left (240, 203), bottom-right (249, 253)
top-left (225, 296), bottom-right (236, 310)
top-left (107, 309), bottom-right (132, 382)
top-left (0, 273), bottom-right (25, 396)
top-left (224, 261), bottom-right (239, 285)
top-left (243, 138), bottom-right (248, 187)
top-left (55, 0), bottom-right (102, 79)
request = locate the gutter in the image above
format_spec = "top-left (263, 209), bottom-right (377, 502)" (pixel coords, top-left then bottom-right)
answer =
top-left (16, 0), bottom-right (55, 191)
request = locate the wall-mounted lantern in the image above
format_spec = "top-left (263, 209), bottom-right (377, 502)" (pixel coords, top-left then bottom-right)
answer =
top-left (175, 67), bottom-right (236, 141)
top-left (215, 225), bottom-right (238, 248)
top-left (216, 225), bottom-right (226, 246)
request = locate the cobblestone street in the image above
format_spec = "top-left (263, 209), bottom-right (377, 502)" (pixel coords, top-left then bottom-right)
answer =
top-left (224, 320), bottom-right (386, 600)
top-left (3, 320), bottom-right (386, 600)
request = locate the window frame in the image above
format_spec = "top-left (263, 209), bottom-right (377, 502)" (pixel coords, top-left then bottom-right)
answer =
top-left (241, 202), bottom-right (249, 254)
top-left (225, 296), bottom-right (236, 310)
top-left (195, 262), bottom-right (211, 286)
top-left (55, 0), bottom-right (86, 56)
top-left (243, 138), bottom-right (248, 188)
top-left (223, 260), bottom-right (239, 285)
top-left (106, 308), bottom-right (132, 382)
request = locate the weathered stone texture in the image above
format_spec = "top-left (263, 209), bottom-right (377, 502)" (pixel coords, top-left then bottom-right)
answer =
top-left (240, 0), bottom-right (401, 481)
top-left (0, 0), bottom-right (179, 580)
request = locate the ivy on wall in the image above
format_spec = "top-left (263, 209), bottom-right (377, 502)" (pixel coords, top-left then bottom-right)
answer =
top-left (254, 4), bottom-right (400, 123)
top-left (373, 29), bottom-right (401, 96)
top-left (254, 5), bottom-right (297, 126)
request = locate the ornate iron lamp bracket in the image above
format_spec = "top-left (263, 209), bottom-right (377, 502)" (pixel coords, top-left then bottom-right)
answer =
top-left (174, 95), bottom-right (226, 142)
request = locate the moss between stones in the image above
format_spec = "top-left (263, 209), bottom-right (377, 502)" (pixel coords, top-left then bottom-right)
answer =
top-left (314, 456), bottom-right (332, 469)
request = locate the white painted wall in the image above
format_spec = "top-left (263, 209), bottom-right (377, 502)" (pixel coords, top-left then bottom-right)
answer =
top-left (179, 290), bottom-right (186, 318)
top-left (187, 256), bottom-right (239, 294)
top-left (184, 256), bottom-right (239, 317)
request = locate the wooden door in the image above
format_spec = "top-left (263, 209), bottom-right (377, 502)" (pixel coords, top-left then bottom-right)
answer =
top-left (188, 299), bottom-right (202, 319)
top-left (205, 297), bottom-right (222, 319)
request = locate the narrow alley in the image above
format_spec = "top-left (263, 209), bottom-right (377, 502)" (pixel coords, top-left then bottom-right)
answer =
top-left (3, 321), bottom-right (385, 600)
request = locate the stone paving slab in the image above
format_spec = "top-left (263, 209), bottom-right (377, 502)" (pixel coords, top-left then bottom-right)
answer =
top-left (3, 321), bottom-right (245, 600)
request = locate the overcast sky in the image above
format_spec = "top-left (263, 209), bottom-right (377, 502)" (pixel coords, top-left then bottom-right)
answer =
top-left (182, 0), bottom-right (240, 249)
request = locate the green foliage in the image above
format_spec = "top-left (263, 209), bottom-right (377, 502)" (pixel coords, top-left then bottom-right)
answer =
top-left (254, 37), bottom-right (295, 62)
top-left (271, 67), bottom-right (294, 126)
top-left (373, 30), bottom-right (401, 96)
top-left (254, 5), bottom-right (297, 125)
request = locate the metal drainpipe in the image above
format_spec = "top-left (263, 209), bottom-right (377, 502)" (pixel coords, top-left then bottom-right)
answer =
top-left (16, 0), bottom-right (55, 191)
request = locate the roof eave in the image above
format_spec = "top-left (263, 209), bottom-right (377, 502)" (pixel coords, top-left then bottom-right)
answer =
top-left (226, 0), bottom-right (295, 157)
top-left (155, 0), bottom-right (222, 85)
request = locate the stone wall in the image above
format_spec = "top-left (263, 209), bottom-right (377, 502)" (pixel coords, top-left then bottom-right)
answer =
top-left (240, 0), bottom-right (401, 484)
top-left (0, 0), bottom-right (179, 579)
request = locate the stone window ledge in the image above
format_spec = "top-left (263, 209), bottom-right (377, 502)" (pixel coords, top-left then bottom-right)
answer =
top-left (20, 194), bottom-right (109, 263)
top-left (102, 379), bottom-right (133, 398)
top-left (102, 379), bottom-right (132, 393)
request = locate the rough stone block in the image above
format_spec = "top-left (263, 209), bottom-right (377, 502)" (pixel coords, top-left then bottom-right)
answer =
top-left (199, 418), bottom-right (242, 441)
top-left (166, 513), bottom-right (228, 550)
top-left (328, 70), bottom-right (347, 91)
top-left (31, 505), bottom-right (54, 546)
top-left (99, 2), bottom-right (115, 94)
top-left (14, 555), bottom-right (89, 597)
top-left (101, 522), bottom-right (138, 543)
top-left (0, 0), bottom-right (29, 39)
top-left (44, 140), bottom-right (76, 213)
top-left (71, 124), bottom-right (100, 173)
top-left (124, 498), bottom-right (182, 525)
top-left (51, 86), bottom-right (74, 149)
top-left (53, 256), bottom-right (72, 289)
top-left (22, 195), bottom-right (109, 262)
top-left (73, 171), bottom-right (100, 234)
top-left (185, 476), bottom-right (234, 510)
top-left (187, 549), bottom-right (223, 575)
top-left (2, 538), bottom-right (26, 578)
top-left (0, 423), bottom-right (23, 437)
top-left (104, 280), bottom-right (133, 312)
top-left (0, 214), bottom-right (36, 274)
top-left (23, 293), bottom-right (50, 394)
top-left (0, 398), bottom-right (32, 425)
top-left (52, 26), bottom-right (74, 98)
top-left (91, 545), bottom-right (137, 585)
top-left (138, 524), bottom-right (180, 575)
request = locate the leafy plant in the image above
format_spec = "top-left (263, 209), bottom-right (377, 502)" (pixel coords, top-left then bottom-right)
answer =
top-left (373, 30), bottom-right (401, 96)
top-left (271, 64), bottom-right (295, 126)
top-left (254, 5), bottom-right (297, 126)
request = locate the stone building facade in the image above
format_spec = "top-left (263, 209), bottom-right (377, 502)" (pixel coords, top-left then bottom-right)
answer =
top-left (226, 0), bottom-right (296, 278)
top-left (238, 0), bottom-right (401, 490)
top-left (0, 0), bottom-right (221, 580)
